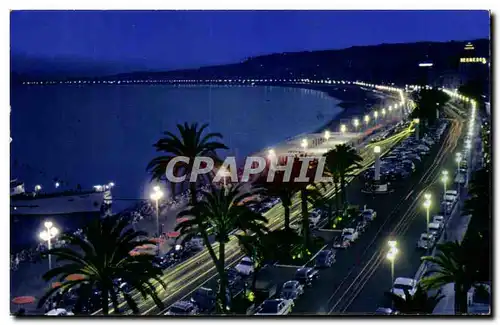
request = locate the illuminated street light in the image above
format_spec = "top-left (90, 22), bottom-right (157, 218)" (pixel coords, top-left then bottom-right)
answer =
top-left (381, 108), bottom-right (386, 116)
top-left (388, 105), bottom-right (393, 112)
top-left (39, 221), bottom-right (59, 270)
top-left (374, 111), bottom-right (379, 120)
top-left (301, 138), bottom-right (308, 150)
top-left (441, 171), bottom-right (449, 195)
top-left (424, 193), bottom-right (431, 201)
top-left (364, 115), bottom-right (370, 125)
top-left (353, 118), bottom-right (360, 129)
top-left (150, 186), bottom-right (164, 251)
top-left (55, 182), bottom-right (60, 189)
top-left (268, 149), bottom-right (276, 159)
top-left (374, 146), bottom-right (382, 182)
top-left (414, 118), bottom-right (421, 140)
top-left (340, 124), bottom-right (347, 134)
top-left (386, 241), bottom-right (398, 285)
top-left (34, 185), bottom-right (42, 193)
top-left (423, 199), bottom-right (431, 235)
top-left (324, 130), bottom-right (331, 141)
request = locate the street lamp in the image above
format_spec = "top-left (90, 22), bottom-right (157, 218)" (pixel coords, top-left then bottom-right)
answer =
top-left (268, 149), bottom-right (275, 159)
top-left (388, 105), bottom-right (393, 112)
top-left (324, 130), bottom-right (331, 141)
top-left (301, 138), bottom-right (308, 150)
top-left (441, 170), bottom-right (449, 195)
top-left (374, 111), bottom-right (379, 120)
top-left (39, 221), bottom-right (59, 270)
top-left (353, 118), bottom-right (360, 130)
top-left (414, 118), bottom-right (420, 140)
top-left (374, 146), bottom-right (381, 182)
top-left (150, 187), bottom-right (164, 249)
top-left (387, 241), bottom-right (398, 285)
top-left (423, 199), bottom-right (431, 235)
top-left (340, 124), bottom-right (347, 134)
top-left (364, 115), bottom-right (370, 125)
top-left (381, 108), bottom-right (386, 116)
top-left (34, 185), bottom-right (42, 193)
top-left (55, 182), bottom-right (60, 189)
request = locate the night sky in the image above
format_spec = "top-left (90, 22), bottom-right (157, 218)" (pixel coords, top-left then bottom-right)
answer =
top-left (11, 10), bottom-right (490, 72)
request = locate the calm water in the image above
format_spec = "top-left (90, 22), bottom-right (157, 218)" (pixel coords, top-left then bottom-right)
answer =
top-left (11, 84), bottom-right (343, 209)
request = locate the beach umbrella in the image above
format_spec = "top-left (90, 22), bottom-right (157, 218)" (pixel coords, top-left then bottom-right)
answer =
top-left (167, 231), bottom-right (180, 238)
top-left (51, 282), bottom-right (62, 289)
top-left (65, 274), bottom-right (85, 281)
top-left (12, 296), bottom-right (35, 305)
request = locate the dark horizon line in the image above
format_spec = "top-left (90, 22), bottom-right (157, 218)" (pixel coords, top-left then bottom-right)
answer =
top-left (11, 37), bottom-right (490, 80)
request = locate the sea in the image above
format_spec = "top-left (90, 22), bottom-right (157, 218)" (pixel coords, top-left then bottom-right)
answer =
top-left (10, 84), bottom-right (344, 249)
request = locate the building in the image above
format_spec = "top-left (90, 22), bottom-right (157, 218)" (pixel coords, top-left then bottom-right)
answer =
top-left (458, 42), bottom-right (489, 86)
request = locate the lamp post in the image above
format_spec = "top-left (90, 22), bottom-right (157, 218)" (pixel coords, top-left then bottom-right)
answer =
top-left (387, 241), bottom-right (398, 286)
top-left (340, 124), bottom-right (347, 134)
top-left (373, 146), bottom-right (381, 183)
top-left (455, 153), bottom-right (462, 195)
top-left (324, 130), bottom-right (331, 142)
top-left (423, 196), bottom-right (431, 236)
top-left (441, 170), bottom-right (449, 195)
top-left (364, 115), bottom-right (370, 130)
top-left (353, 118), bottom-right (360, 131)
top-left (373, 110), bottom-right (379, 122)
top-left (150, 186), bottom-right (164, 248)
top-left (301, 138), bottom-right (308, 151)
top-left (39, 221), bottom-right (59, 270)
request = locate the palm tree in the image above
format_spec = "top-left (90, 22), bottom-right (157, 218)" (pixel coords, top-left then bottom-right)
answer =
top-left (176, 183), bottom-right (268, 313)
top-left (323, 151), bottom-right (342, 223)
top-left (420, 241), bottom-right (477, 314)
top-left (146, 122), bottom-right (228, 206)
top-left (38, 216), bottom-right (167, 315)
top-left (385, 284), bottom-right (444, 314)
top-left (299, 183), bottom-right (322, 250)
top-left (326, 144), bottom-right (362, 209)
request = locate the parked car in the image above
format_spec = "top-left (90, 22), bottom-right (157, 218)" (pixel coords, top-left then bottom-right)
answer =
top-left (165, 301), bottom-right (199, 315)
top-left (428, 222), bottom-right (443, 237)
top-left (374, 307), bottom-right (399, 315)
top-left (254, 299), bottom-right (294, 315)
top-left (294, 267), bottom-right (319, 286)
top-left (416, 232), bottom-right (436, 250)
top-left (279, 280), bottom-right (304, 300)
top-left (45, 308), bottom-right (74, 316)
top-left (190, 287), bottom-right (231, 312)
top-left (390, 277), bottom-right (417, 299)
top-left (235, 257), bottom-right (254, 276)
top-left (225, 268), bottom-right (244, 288)
top-left (333, 236), bottom-right (351, 249)
top-left (315, 249), bottom-right (336, 268)
top-left (432, 215), bottom-right (445, 227)
top-left (356, 220), bottom-right (368, 233)
top-left (342, 228), bottom-right (359, 242)
top-left (361, 209), bottom-right (377, 222)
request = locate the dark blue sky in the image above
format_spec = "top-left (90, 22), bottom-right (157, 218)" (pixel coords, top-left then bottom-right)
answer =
top-left (11, 10), bottom-right (490, 72)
